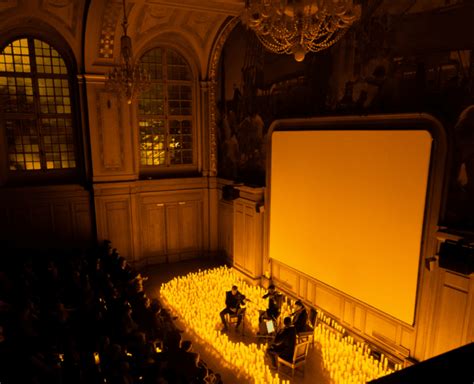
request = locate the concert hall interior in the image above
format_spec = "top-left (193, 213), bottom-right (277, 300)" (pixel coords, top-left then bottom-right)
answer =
top-left (1, 0), bottom-right (474, 383)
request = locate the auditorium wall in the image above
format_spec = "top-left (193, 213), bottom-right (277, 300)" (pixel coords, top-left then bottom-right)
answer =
top-left (0, 0), bottom-right (473, 367)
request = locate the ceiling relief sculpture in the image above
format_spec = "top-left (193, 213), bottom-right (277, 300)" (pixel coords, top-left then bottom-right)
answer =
top-left (40, 0), bottom-right (79, 36)
top-left (136, 4), bottom-right (225, 50)
top-left (134, 4), bottom-right (175, 39)
top-left (182, 11), bottom-right (225, 50)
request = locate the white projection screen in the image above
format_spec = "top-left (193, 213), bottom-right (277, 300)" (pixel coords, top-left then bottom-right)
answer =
top-left (269, 129), bottom-right (432, 325)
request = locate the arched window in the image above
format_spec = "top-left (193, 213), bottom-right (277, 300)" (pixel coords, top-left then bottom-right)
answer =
top-left (138, 47), bottom-right (194, 171)
top-left (0, 37), bottom-right (78, 183)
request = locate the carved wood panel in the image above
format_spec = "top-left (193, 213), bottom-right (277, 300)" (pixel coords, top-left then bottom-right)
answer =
top-left (102, 199), bottom-right (132, 258)
top-left (141, 203), bottom-right (167, 257)
top-left (218, 200), bottom-right (234, 261)
top-left (430, 270), bottom-right (471, 356)
top-left (0, 187), bottom-right (92, 247)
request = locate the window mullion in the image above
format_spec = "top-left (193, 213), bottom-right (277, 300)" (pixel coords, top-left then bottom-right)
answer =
top-left (28, 38), bottom-right (47, 170)
top-left (163, 51), bottom-right (170, 167)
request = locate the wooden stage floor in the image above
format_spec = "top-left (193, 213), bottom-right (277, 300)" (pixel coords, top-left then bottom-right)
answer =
top-left (141, 257), bottom-right (331, 384)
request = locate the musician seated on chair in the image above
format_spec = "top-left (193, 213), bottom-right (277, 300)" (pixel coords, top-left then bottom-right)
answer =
top-left (258, 284), bottom-right (283, 335)
top-left (291, 300), bottom-right (310, 333)
top-left (260, 284), bottom-right (283, 321)
top-left (219, 285), bottom-right (247, 332)
top-left (266, 316), bottom-right (296, 367)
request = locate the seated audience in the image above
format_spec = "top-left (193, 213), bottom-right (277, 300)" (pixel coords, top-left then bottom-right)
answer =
top-left (0, 240), bottom-right (220, 384)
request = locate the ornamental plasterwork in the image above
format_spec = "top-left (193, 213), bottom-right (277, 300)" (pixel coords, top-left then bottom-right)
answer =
top-left (135, 3), bottom-right (174, 38)
top-left (207, 17), bottom-right (239, 175)
top-left (98, 0), bottom-right (122, 59)
top-left (182, 11), bottom-right (225, 49)
top-left (40, 0), bottom-right (79, 36)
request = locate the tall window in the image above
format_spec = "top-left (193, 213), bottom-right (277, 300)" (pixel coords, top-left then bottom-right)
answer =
top-left (0, 38), bottom-right (76, 177)
top-left (138, 48), bottom-right (193, 169)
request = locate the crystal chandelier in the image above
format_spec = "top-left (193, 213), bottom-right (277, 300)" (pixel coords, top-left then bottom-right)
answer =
top-left (106, 0), bottom-right (150, 104)
top-left (241, 0), bottom-right (361, 62)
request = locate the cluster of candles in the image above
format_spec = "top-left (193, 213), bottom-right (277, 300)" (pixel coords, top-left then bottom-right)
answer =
top-left (161, 266), bottom-right (289, 383)
top-left (314, 313), bottom-right (401, 383)
top-left (160, 266), bottom-right (401, 384)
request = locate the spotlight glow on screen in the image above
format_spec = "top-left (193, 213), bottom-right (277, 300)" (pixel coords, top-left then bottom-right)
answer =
top-left (269, 130), bottom-right (432, 324)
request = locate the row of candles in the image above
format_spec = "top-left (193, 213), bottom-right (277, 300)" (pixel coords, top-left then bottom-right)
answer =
top-left (160, 266), bottom-right (401, 384)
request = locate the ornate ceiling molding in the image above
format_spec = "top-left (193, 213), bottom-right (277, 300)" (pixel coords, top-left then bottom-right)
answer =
top-left (146, 0), bottom-right (243, 16)
top-left (39, 0), bottom-right (80, 37)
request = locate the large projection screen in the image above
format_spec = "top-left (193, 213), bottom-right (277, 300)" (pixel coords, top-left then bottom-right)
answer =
top-left (269, 130), bottom-right (432, 324)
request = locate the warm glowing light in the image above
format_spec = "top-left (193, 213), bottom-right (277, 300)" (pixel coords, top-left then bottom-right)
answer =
top-left (241, 0), bottom-right (360, 61)
top-left (314, 313), bottom-right (400, 383)
top-left (161, 266), bottom-right (290, 383)
top-left (270, 130), bottom-right (432, 324)
top-left (105, 0), bottom-right (150, 103)
top-left (160, 266), bottom-right (400, 383)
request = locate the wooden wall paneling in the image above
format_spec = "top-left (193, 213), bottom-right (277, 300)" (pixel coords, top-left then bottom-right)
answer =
top-left (31, 204), bottom-right (54, 241)
top-left (96, 197), bottom-right (133, 259)
top-left (467, 277), bottom-right (474, 344)
top-left (233, 201), bottom-right (245, 269)
top-left (208, 178), bottom-right (219, 253)
top-left (166, 203), bottom-right (180, 258)
top-left (343, 300), bottom-right (354, 326)
top-left (0, 186), bottom-right (92, 247)
top-left (141, 201), bottom-right (167, 259)
top-left (179, 200), bottom-right (202, 253)
top-left (430, 270), bottom-right (471, 356)
top-left (400, 328), bottom-right (415, 355)
top-left (52, 203), bottom-right (73, 243)
top-left (72, 201), bottom-right (93, 243)
top-left (366, 312), bottom-right (398, 345)
top-left (232, 197), bottom-right (264, 279)
top-left (307, 280), bottom-right (316, 305)
top-left (132, 188), bottom-right (206, 264)
top-left (315, 285), bottom-right (343, 319)
top-left (243, 204), bottom-right (256, 274)
top-left (218, 200), bottom-right (233, 262)
top-left (299, 277), bottom-right (308, 300)
top-left (278, 264), bottom-right (298, 293)
top-left (354, 305), bottom-right (365, 332)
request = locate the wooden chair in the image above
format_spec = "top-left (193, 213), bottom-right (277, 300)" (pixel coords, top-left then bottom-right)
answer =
top-left (226, 309), bottom-right (245, 335)
top-left (276, 341), bottom-right (310, 377)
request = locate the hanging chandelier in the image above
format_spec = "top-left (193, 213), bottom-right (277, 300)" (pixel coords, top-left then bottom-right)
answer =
top-left (241, 0), bottom-right (361, 62)
top-left (106, 0), bottom-right (150, 104)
